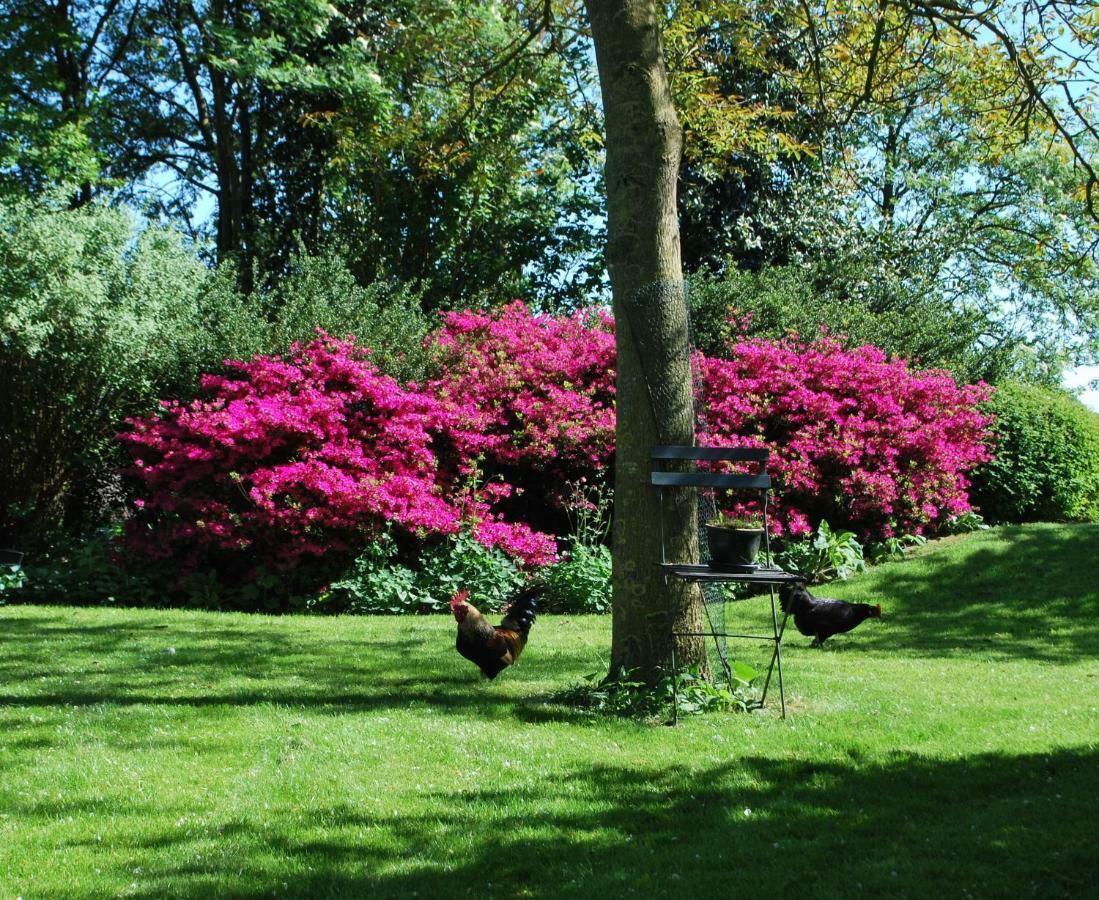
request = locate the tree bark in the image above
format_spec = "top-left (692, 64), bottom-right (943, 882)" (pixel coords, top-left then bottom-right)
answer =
top-left (585, 0), bottom-right (705, 681)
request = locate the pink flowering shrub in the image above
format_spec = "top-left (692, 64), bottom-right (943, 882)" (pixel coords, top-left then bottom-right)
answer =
top-left (700, 335), bottom-right (994, 540)
top-left (120, 308), bottom-right (994, 595)
top-left (428, 302), bottom-right (616, 530)
top-left (120, 334), bottom-right (554, 577)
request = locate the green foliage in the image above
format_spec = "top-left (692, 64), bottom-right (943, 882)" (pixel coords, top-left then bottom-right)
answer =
top-left (687, 254), bottom-right (986, 379)
top-left (775, 520), bottom-right (866, 584)
top-left (939, 512), bottom-right (991, 536)
top-left (0, 0), bottom-right (603, 307)
top-left (866, 534), bottom-right (927, 565)
top-left (14, 527), bottom-right (160, 607)
top-left (265, 248), bottom-right (434, 382)
top-left (561, 663), bottom-right (758, 720)
top-left (542, 544), bottom-right (612, 614)
top-left (0, 553), bottom-right (26, 599)
top-left (0, 199), bottom-right (263, 546)
top-left (542, 484), bottom-right (612, 614)
top-left (320, 530), bottom-right (526, 616)
top-left (0, 0), bottom-right (121, 201)
top-left (970, 383), bottom-right (1099, 524)
top-left (317, 532), bottom-right (423, 615)
top-left (0, 199), bottom-right (436, 548)
top-left (678, 5), bottom-right (1099, 384)
top-left (415, 530), bottom-right (527, 612)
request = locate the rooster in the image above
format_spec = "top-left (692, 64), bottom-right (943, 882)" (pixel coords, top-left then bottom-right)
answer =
top-left (779, 583), bottom-right (881, 647)
top-left (450, 586), bottom-right (538, 679)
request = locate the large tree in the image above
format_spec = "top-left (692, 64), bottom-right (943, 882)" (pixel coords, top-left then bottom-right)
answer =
top-left (0, 0), bottom-right (145, 204)
top-left (585, 0), bottom-right (706, 678)
top-left (582, 0), bottom-right (1099, 680)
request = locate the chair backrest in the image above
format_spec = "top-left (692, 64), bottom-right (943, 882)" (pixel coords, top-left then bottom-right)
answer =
top-left (650, 445), bottom-right (773, 566)
top-left (650, 445), bottom-right (770, 491)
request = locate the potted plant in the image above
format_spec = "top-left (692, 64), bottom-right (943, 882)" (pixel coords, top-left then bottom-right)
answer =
top-left (706, 512), bottom-right (764, 571)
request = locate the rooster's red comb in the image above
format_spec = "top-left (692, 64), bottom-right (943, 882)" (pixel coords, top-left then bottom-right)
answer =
top-left (450, 590), bottom-right (470, 609)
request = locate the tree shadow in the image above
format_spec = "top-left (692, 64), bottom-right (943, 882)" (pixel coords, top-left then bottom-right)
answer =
top-left (102, 746), bottom-right (1096, 898)
top-left (823, 525), bottom-right (1099, 662)
top-left (0, 612), bottom-right (601, 725)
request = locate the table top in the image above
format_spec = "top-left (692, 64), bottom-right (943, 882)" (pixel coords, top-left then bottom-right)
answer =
top-left (658, 562), bottom-right (803, 584)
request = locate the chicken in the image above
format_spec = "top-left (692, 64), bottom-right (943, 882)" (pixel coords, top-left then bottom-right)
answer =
top-left (779, 583), bottom-right (881, 647)
top-left (450, 586), bottom-right (538, 679)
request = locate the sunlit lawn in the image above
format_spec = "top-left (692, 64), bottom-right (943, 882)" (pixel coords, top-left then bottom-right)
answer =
top-left (1, 523), bottom-right (1097, 898)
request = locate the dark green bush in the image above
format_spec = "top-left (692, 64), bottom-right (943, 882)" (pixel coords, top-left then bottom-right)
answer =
top-left (265, 248), bottom-right (433, 383)
top-left (970, 383), bottom-right (1099, 523)
top-left (14, 527), bottom-right (163, 606)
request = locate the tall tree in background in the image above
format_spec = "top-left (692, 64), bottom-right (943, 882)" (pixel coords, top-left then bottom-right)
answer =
top-left (0, 0), bottom-right (144, 203)
top-left (664, 0), bottom-right (1099, 382)
top-left (0, 0), bottom-right (603, 305)
top-left (789, 0), bottom-right (1099, 380)
top-left (667, 0), bottom-right (816, 273)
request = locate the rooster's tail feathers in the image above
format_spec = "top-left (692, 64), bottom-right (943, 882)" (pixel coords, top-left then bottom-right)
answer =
top-left (500, 585), bottom-right (539, 637)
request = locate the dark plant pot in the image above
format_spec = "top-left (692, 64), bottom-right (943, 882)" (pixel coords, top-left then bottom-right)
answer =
top-left (706, 525), bottom-right (763, 572)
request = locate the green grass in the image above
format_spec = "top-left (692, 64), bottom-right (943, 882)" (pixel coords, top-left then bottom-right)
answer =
top-left (2, 523), bottom-right (1097, 899)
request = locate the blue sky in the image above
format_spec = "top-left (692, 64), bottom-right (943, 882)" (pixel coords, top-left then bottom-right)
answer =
top-left (1064, 365), bottom-right (1099, 412)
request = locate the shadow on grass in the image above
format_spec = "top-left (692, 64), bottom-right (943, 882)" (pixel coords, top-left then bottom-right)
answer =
top-left (85, 746), bottom-right (1096, 899)
top-left (0, 613), bottom-right (599, 725)
top-left (835, 524), bottom-right (1099, 662)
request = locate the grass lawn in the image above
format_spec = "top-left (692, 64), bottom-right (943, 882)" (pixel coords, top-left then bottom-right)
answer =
top-left (1, 523), bottom-right (1097, 899)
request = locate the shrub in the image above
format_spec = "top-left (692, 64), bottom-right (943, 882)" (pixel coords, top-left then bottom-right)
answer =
top-left (969, 383), bottom-right (1099, 523)
top-left (539, 482), bottom-right (613, 613)
top-left (0, 199), bottom-right (265, 547)
top-left (12, 527), bottom-right (164, 607)
top-left (700, 334), bottom-right (994, 542)
top-left (0, 554), bottom-right (26, 600)
top-left (425, 307), bottom-right (994, 546)
top-left (687, 263), bottom-right (985, 379)
top-left (414, 530), bottom-right (527, 612)
top-left (317, 529), bottom-right (525, 615)
top-left (121, 333), bottom-right (554, 599)
top-left (113, 303), bottom-right (996, 608)
top-left (265, 248), bottom-right (433, 383)
top-left (0, 201), bottom-right (435, 550)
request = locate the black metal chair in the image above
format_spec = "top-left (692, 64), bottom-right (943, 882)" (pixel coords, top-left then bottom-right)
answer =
top-left (651, 445), bottom-right (802, 719)
top-left (0, 549), bottom-right (24, 568)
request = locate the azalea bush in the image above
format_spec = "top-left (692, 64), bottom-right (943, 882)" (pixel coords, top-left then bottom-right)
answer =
top-left (428, 302), bottom-right (616, 531)
top-left (700, 334), bottom-right (994, 541)
top-left (117, 305), bottom-right (998, 606)
top-left (120, 333), bottom-right (555, 595)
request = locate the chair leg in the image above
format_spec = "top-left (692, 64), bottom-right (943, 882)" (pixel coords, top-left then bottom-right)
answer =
top-left (670, 642), bottom-right (679, 726)
top-left (775, 631), bottom-right (787, 719)
top-left (759, 588), bottom-right (789, 718)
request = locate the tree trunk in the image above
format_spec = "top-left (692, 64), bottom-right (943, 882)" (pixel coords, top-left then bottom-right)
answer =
top-left (585, 0), bottom-right (705, 682)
